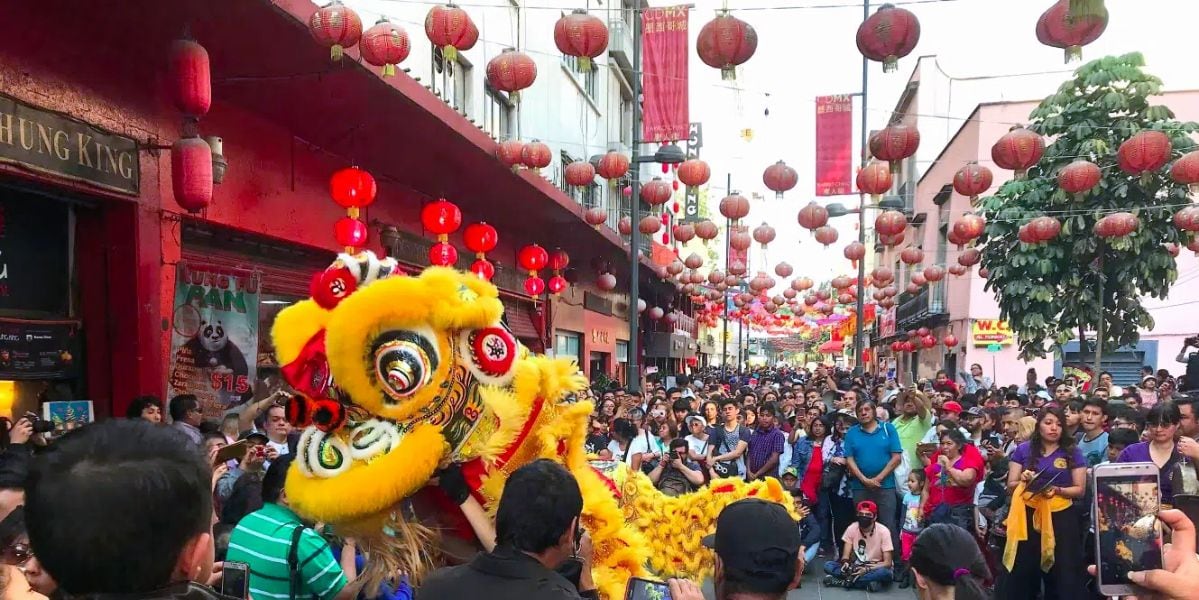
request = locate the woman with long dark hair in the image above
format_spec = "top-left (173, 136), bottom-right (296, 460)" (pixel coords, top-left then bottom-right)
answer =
top-left (996, 407), bottom-right (1087, 599)
top-left (1117, 402), bottom-right (1189, 506)
top-left (910, 524), bottom-right (991, 600)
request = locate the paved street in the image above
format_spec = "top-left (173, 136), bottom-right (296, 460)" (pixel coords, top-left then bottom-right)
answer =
top-left (700, 564), bottom-right (913, 599)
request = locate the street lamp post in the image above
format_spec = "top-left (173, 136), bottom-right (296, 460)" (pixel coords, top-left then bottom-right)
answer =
top-left (854, 0), bottom-right (871, 375)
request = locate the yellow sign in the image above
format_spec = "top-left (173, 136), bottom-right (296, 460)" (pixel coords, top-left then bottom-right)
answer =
top-left (972, 319), bottom-right (1013, 346)
top-left (741, 128), bottom-right (754, 142)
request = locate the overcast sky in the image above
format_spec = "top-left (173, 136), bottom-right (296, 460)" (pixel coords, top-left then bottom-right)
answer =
top-left (688, 0), bottom-right (1199, 283)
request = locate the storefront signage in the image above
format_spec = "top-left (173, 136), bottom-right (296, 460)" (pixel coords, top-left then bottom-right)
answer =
top-left (0, 319), bottom-right (80, 380)
top-left (167, 262), bottom-right (260, 417)
top-left (0, 94), bottom-right (139, 195)
top-left (972, 319), bottom-right (1013, 346)
top-left (591, 329), bottom-right (610, 345)
top-left (0, 196), bottom-right (69, 315)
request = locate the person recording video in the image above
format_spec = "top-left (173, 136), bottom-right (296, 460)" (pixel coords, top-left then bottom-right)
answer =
top-left (649, 438), bottom-right (705, 497)
top-left (1179, 335), bottom-right (1199, 393)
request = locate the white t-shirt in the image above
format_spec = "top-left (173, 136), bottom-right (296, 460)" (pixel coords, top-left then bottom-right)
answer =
top-left (685, 434), bottom-right (709, 459)
top-left (625, 432), bottom-right (666, 465)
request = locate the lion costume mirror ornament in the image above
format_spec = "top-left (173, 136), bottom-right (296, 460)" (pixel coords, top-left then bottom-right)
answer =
top-left (273, 251), bottom-right (795, 598)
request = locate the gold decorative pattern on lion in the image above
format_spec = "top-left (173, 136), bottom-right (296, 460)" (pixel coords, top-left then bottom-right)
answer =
top-left (271, 251), bottom-right (792, 598)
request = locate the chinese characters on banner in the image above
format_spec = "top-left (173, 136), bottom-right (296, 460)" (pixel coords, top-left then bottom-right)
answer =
top-left (167, 263), bottom-right (260, 417)
top-left (641, 6), bottom-right (689, 142)
top-left (815, 95), bottom-right (854, 196)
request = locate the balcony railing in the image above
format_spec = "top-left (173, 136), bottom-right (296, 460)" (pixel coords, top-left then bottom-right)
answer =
top-left (608, 20), bottom-right (634, 74)
top-left (896, 281), bottom-right (947, 326)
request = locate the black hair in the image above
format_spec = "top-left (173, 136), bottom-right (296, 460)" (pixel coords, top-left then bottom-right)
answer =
top-left (1107, 427), bottom-right (1140, 449)
top-left (669, 437), bottom-right (688, 451)
top-left (718, 397), bottom-right (739, 409)
top-left (910, 524), bottom-right (990, 600)
top-left (261, 454), bottom-right (294, 504)
top-left (1066, 400), bottom-right (1084, 414)
top-left (495, 459), bottom-right (582, 554)
top-left (0, 505), bottom-right (25, 548)
top-left (609, 418), bottom-right (636, 443)
top-left (671, 399), bottom-right (690, 412)
top-left (855, 398), bottom-right (877, 411)
top-left (1108, 405), bottom-right (1145, 430)
top-left (940, 427), bottom-right (968, 449)
top-left (666, 387), bottom-right (683, 397)
top-left (1026, 406), bottom-right (1078, 470)
top-left (758, 402), bottom-right (780, 418)
top-left (1145, 401), bottom-right (1181, 426)
top-left (168, 394), bottom-right (199, 422)
top-left (125, 395), bottom-right (161, 420)
top-left (908, 467), bottom-right (927, 485)
top-left (26, 420), bottom-right (212, 594)
top-left (202, 431), bottom-right (226, 446)
top-left (220, 471), bottom-right (264, 525)
top-left (1080, 397), bottom-right (1108, 413)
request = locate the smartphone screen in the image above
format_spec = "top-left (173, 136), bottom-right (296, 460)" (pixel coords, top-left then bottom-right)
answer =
top-left (221, 561), bottom-right (250, 599)
top-left (1095, 470), bottom-right (1163, 591)
top-left (625, 577), bottom-right (671, 600)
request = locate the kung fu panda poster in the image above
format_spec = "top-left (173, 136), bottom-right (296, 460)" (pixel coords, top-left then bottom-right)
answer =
top-left (168, 263), bottom-right (260, 417)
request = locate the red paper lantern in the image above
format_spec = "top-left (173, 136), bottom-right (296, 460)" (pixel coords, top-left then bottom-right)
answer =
top-left (517, 244), bottom-right (549, 271)
top-left (548, 275), bottom-right (569, 295)
top-left (334, 217), bottom-right (368, 248)
top-left (900, 247), bottom-right (923, 265)
top-left (553, 9), bottom-right (608, 71)
top-left (952, 214), bottom-right (986, 243)
top-left (923, 265), bottom-right (945, 282)
top-left (171, 136), bottom-right (213, 213)
top-left (762, 160), bottom-right (798, 198)
top-left (831, 275), bottom-right (852, 290)
top-left (428, 242), bottom-right (458, 266)
top-left (596, 272), bottom-right (617, 291)
top-left (361, 18), bottom-right (411, 77)
top-left (814, 226), bottom-right (839, 247)
top-left (549, 249), bottom-right (571, 271)
top-left (1029, 216), bottom-right (1062, 243)
top-left (869, 124), bottom-right (920, 172)
top-left (1188, 238), bottom-right (1199, 255)
top-left (1018, 224), bottom-right (1038, 244)
top-left (1094, 212), bottom-right (1139, 239)
top-left (879, 232), bottom-right (905, 246)
top-left (697, 11), bottom-right (758, 80)
top-left (979, 267), bottom-right (990, 279)
top-left (844, 241), bottom-right (866, 267)
top-left (487, 48), bottom-right (537, 103)
top-left (420, 199), bottom-right (462, 237)
top-left (1171, 151), bottom-right (1199, 193)
top-left (564, 161), bottom-right (596, 189)
top-left (874, 210), bottom-right (907, 236)
top-left (309, 1), bottom-right (363, 62)
top-left (497, 140), bottom-right (525, 171)
top-left (890, 341), bottom-right (903, 352)
top-left (1166, 243), bottom-right (1181, 258)
top-left (992, 125), bottom-right (1045, 179)
top-left (1058, 160), bottom-right (1102, 199)
top-left (638, 216), bottom-right (662, 235)
top-left (673, 224), bottom-right (696, 243)
top-left (775, 262), bottom-right (794, 278)
top-left (753, 223), bottom-right (777, 247)
top-left (719, 193), bottom-right (751, 222)
top-left (872, 267), bottom-right (895, 284)
top-left (618, 216), bottom-right (632, 236)
top-left (1118, 130), bottom-right (1173, 181)
top-left (583, 207), bottom-right (608, 228)
top-left (597, 151), bottom-right (630, 183)
top-left (641, 178), bottom-right (673, 206)
top-left (521, 140), bottom-right (551, 172)
top-left (856, 3), bottom-right (921, 72)
top-left (794, 277), bottom-right (814, 291)
top-left (952, 162), bottom-right (993, 201)
top-left (680, 253), bottom-right (702, 270)
top-left (169, 39), bottom-right (211, 119)
top-left (463, 222), bottom-right (498, 254)
top-left (1036, 0), bottom-right (1108, 63)
top-left (694, 220), bottom-right (719, 242)
top-left (917, 327), bottom-right (930, 337)
top-left (677, 159), bottom-right (711, 194)
top-left (729, 229), bottom-right (752, 251)
top-left (856, 161), bottom-right (893, 198)
top-left (470, 259), bottom-right (495, 281)
top-left (425, 3), bottom-right (478, 62)
top-left (798, 202), bottom-right (830, 232)
top-left (524, 276), bottom-right (546, 297)
top-left (330, 167), bottom-right (377, 209)
top-left (958, 248), bottom-right (981, 267)
top-left (1174, 206), bottom-right (1199, 232)
top-left (906, 283), bottom-right (921, 294)
top-left (948, 264), bottom-right (968, 277)
top-left (921, 335), bottom-right (937, 349)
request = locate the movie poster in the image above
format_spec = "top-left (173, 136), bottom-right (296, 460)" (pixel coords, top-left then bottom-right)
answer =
top-left (167, 263), bottom-right (260, 417)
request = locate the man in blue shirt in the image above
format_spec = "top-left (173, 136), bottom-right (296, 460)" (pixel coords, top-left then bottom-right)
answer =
top-left (842, 399), bottom-right (902, 554)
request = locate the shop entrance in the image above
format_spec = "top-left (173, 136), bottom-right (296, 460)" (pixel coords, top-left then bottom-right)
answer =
top-left (589, 351), bottom-right (609, 384)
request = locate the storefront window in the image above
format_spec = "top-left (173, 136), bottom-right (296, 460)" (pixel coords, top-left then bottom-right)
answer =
top-left (555, 331), bottom-right (582, 364)
top-left (616, 340), bottom-right (628, 363)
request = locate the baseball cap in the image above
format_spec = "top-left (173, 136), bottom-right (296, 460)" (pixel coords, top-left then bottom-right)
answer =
top-left (781, 466), bottom-right (799, 479)
top-left (857, 500), bottom-right (878, 516)
top-left (701, 499), bottom-right (801, 592)
top-left (1035, 390), bottom-right (1052, 401)
top-left (239, 430), bottom-right (269, 444)
top-left (684, 414), bottom-right (707, 428)
top-left (963, 406), bottom-right (985, 417)
top-left (940, 401), bottom-right (963, 414)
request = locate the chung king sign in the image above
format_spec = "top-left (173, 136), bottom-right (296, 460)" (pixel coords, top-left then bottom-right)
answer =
top-left (0, 94), bottom-right (139, 195)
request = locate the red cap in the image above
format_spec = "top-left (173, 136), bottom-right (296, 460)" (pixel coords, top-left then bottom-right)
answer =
top-left (856, 500), bottom-right (878, 516)
top-left (941, 400), bottom-right (963, 414)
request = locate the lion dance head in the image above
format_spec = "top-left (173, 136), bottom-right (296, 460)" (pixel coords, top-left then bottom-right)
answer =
top-left (272, 251), bottom-right (795, 598)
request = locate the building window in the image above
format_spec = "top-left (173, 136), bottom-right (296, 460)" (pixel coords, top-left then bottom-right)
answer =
top-left (435, 50), bottom-right (472, 116)
top-left (483, 85), bottom-right (513, 139)
top-left (619, 97), bottom-right (633, 146)
top-left (555, 331), bottom-right (582, 363)
top-left (616, 340), bottom-right (628, 363)
top-left (561, 54), bottom-right (598, 100)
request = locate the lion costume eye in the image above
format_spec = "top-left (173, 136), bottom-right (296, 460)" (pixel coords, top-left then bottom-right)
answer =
top-left (371, 329), bottom-right (440, 404)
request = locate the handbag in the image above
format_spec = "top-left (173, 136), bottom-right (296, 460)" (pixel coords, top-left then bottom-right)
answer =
top-left (820, 460), bottom-right (846, 491)
top-left (638, 432), bottom-right (661, 475)
top-left (711, 426), bottom-right (741, 478)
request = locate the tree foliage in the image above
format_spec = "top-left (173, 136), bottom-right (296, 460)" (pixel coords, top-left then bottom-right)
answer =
top-left (977, 53), bottom-right (1197, 360)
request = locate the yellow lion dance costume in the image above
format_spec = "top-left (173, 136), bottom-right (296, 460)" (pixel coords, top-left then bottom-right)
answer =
top-left (271, 252), bottom-right (793, 598)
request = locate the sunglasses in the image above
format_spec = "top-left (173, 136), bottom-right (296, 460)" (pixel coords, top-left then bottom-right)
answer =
top-left (3, 542), bottom-right (30, 567)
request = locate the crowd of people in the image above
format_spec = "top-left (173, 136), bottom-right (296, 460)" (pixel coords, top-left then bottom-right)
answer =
top-left (0, 345), bottom-right (1191, 600)
top-left (578, 352), bottom-right (1199, 598)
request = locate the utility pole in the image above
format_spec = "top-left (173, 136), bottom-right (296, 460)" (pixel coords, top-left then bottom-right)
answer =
top-left (721, 174), bottom-right (732, 376)
top-left (625, 7), bottom-right (644, 393)
top-left (852, 0), bottom-right (871, 376)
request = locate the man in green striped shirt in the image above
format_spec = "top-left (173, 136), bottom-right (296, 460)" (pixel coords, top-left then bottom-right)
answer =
top-left (225, 456), bottom-right (358, 600)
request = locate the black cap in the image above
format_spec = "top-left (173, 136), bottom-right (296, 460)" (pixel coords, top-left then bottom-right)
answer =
top-left (239, 430), bottom-right (269, 444)
top-left (701, 499), bottom-right (800, 592)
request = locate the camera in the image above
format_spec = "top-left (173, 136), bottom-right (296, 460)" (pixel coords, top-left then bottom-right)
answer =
top-left (24, 412), bottom-right (55, 434)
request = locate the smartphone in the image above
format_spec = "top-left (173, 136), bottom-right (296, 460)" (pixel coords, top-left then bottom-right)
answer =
top-left (625, 577), bottom-right (671, 600)
top-left (221, 561), bottom-right (250, 599)
top-left (1093, 462), bottom-right (1164, 597)
top-left (214, 440), bottom-right (248, 466)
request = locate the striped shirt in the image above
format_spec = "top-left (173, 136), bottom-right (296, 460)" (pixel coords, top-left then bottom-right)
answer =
top-left (225, 503), bottom-right (347, 600)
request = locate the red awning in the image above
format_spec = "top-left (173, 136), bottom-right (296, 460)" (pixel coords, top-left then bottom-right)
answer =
top-left (818, 340), bottom-right (845, 354)
top-left (501, 297), bottom-right (541, 342)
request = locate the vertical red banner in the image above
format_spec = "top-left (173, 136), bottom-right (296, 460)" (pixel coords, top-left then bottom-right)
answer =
top-left (815, 95), bottom-right (854, 196)
top-left (642, 6), bottom-right (689, 142)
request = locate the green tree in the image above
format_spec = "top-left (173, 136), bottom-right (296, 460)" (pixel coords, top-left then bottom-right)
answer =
top-left (977, 53), bottom-right (1196, 360)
